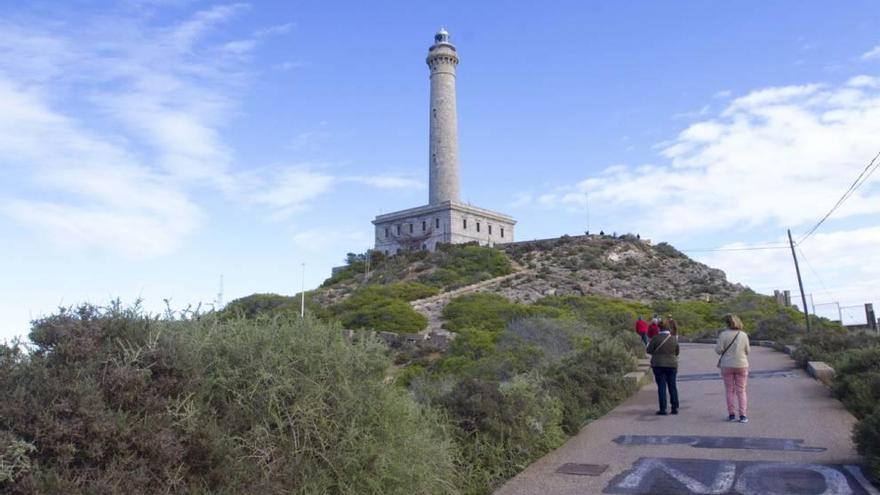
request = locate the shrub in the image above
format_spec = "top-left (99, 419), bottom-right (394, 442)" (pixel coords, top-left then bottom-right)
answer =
top-left (548, 339), bottom-right (637, 434)
top-left (421, 244), bottom-right (512, 289)
top-left (0, 305), bottom-right (458, 494)
top-left (654, 242), bottom-right (685, 258)
top-left (854, 408), bottom-right (880, 482)
top-left (332, 284), bottom-right (431, 333)
top-left (499, 317), bottom-right (576, 365)
top-left (792, 329), bottom-right (875, 368)
top-left (438, 372), bottom-right (565, 493)
top-left (831, 347), bottom-right (880, 419)
top-left (220, 292), bottom-right (329, 320)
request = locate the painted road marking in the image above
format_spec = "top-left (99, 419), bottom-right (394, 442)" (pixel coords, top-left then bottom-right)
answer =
top-left (677, 369), bottom-right (799, 382)
top-left (604, 457), bottom-right (877, 495)
top-left (555, 463), bottom-right (608, 476)
top-left (613, 435), bottom-right (825, 452)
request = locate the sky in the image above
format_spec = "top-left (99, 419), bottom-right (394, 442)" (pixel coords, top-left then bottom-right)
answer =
top-left (1, 0), bottom-right (879, 341)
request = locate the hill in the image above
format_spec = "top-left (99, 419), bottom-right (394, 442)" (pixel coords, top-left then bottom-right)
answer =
top-left (286, 234), bottom-right (746, 338)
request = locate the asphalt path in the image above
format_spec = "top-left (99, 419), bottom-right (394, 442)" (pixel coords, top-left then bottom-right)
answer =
top-left (495, 343), bottom-right (879, 495)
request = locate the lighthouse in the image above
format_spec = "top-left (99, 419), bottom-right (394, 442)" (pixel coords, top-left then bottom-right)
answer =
top-left (427, 28), bottom-right (461, 205)
top-left (372, 30), bottom-right (516, 254)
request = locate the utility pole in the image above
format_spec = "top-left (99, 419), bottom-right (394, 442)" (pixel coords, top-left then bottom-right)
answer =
top-left (788, 229), bottom-right (811, 331)
top-left (585, 191), bottom-right (590, 233)
top-left (300, 263), bottom-right (306, 318)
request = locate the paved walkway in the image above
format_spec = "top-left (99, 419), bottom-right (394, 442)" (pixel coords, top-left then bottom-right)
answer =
top-left (496, 344), bottom-right (879, 495)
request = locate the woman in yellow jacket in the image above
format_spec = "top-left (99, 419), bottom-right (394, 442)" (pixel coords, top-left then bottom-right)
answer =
top-left (716, 314), bottom-right (751, 423)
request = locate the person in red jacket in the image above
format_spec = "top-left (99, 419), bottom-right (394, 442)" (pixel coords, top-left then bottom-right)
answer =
top-left (647, 316), bottom-right (661, 340)
top-left (635, 316), bottom-right (649, 345)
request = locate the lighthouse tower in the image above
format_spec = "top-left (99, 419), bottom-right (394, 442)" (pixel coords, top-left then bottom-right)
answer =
top-left (372, 29), bottom-right (516, 255)
top-left (427, 28), bottom-right (461, 204)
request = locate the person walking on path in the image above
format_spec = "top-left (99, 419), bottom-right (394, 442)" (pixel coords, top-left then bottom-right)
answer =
top-left (646, 316), bottom-right (661, 340)
top-left (646, 321), bottom-right (680, 415)
top-left (635, 316), bottom-right (649, 345)
top-left (664, 314), bottom-right (679, 337)
top-left (716, 313), bottom-right (751, 423)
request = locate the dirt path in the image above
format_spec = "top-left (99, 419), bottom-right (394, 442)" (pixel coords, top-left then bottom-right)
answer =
top-left (410, 264), bottom-right (532, 335)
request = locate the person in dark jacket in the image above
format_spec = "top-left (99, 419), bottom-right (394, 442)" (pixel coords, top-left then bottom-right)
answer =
top-left (646, 321), bottom-right (680, 415)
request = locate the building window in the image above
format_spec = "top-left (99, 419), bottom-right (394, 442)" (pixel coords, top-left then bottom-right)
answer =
top-left (422, 221), bottom-right (426, 231)
top-left (501, 227), bottom-right (505, 238)
top-left (463, 219), bottom-right (467, 229)
top-left (384, 227), bottom-right (389, 238)
top-left (435, 218), bottom-right (440, 229)
top-left (489, 225), bottom-right (493, 235)
top-left (396, 225), bottom-right (401, 235)
top-left (409, 223), bottom-right (413, 233)
top-left (476, 222), bottom-right (480, 233)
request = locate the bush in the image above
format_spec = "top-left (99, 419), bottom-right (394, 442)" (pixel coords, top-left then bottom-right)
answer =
top-left (832, 347), bottom-right (880, 419)
top-left (220, 292), bottom-right (329, 320)
top-left (333, 285), bottom-right (430, 333)
top-left (0, 305), bottom-right (458, 494)
top-left (548, 339), bottom-right (637, 434)
top-left (854, 408), bottom-right (880, 482)
top-left (654, 242), bottom-right (685, 258)
top-left (438, 372), bottom-right (565, 493)
top-left (421, 244), bottom-right (512, 289)
top-left (791, 329), bottom-right (875, 368)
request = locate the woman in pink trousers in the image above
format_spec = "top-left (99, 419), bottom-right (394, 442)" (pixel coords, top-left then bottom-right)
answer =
top-left (716, 314), bottom-right (751, 423)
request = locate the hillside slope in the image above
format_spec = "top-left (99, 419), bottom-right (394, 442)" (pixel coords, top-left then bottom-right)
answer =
top-left (499, 234), bottom-right (743, 303)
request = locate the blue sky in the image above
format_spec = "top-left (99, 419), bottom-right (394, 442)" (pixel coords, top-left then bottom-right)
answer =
top-left (2, 0), bottom-right (880, 340)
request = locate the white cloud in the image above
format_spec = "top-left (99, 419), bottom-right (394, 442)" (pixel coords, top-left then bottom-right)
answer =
top-left (697, 227), bottom-right (880, 308)
top-left (347, 175), bottom-right (424, 189)
top-left (861, 44), bottom-right (880, 60)
top-left (254, 22), bottom-right (294, 37)
top-left (223, 39), bottom-right (257, 55)
top-left (243, 166), bottom-right (335, 219)
top-left (848, 75), bottom-right (880, 88)
top-left (528, 77), bottom-right (880, 235)
top-left (0, 4), bottom-right (335, 257)
top-left (0, 77), bottom-right (201, 257)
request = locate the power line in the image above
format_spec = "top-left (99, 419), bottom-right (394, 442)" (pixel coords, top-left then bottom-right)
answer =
top-left (798, 149), bottom-right (880, 244)
top-left (680, 244), bottom-right (790, 253)
top-left (796, 246), bottom-right (835, 302)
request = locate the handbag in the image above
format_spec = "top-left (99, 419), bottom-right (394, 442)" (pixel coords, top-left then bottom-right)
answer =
top-left (717, 331), bottom-right (740, 368)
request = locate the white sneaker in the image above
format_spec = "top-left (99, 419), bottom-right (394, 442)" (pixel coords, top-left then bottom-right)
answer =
top-left (739, 416), bottom-right (749, 423)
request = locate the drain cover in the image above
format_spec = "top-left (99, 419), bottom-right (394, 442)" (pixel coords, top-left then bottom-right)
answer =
top-left (556, 463), bottom-right (609, 476)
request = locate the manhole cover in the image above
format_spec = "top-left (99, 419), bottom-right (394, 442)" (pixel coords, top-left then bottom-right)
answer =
top-left (556, 463), bottom-right (608, 476)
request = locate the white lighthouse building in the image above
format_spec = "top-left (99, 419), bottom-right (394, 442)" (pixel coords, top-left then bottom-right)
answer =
top-left (372, 29), bottom-right (516, 255)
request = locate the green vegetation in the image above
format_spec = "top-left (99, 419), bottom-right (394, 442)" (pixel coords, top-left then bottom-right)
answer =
top-left (830, 342), bottom-right (880, 481)
top-left (0, 305), bottom-right (458, 494)
top-left (418, 244), bottom-right (512, 289)
top-left (323, 243), bottom-right (512, 292)
top-left (332, 283), bottom-right (433, 333)
top-left (219, 292), bottom-right (330, 320)
top-left (404, 292), bottom-right (645, 493)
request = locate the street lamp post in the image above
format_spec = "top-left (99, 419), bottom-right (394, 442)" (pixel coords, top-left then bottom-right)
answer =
top-left (300, 262), bottom-right (306, 318)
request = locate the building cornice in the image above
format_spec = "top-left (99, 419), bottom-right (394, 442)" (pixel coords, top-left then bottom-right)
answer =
top-left (372, 200), bottom-right (516, 225)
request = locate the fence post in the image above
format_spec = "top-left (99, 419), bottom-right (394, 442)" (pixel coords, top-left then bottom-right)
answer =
top-left (866, 303), bottom-right (877, 332)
